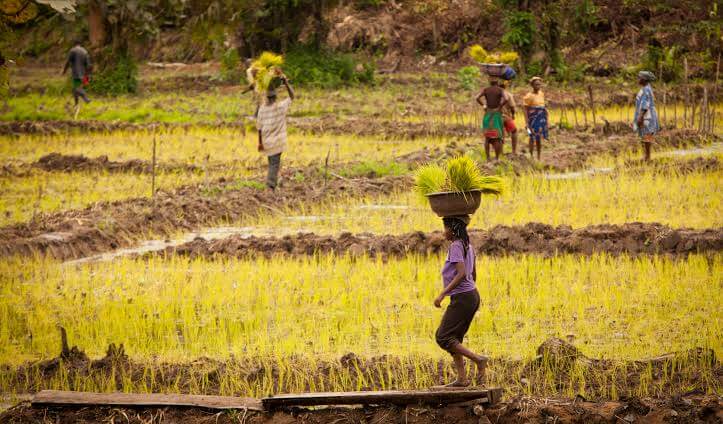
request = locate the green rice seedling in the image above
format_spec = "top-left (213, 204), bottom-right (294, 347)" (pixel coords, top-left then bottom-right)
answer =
top-left (414, 163), bottom-right (446, 198)
top-left (446, 156), bottom-right (503, 195)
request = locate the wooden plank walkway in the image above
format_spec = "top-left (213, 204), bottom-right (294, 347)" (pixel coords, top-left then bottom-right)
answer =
top-left (31, 390), bottom-right (263, 411)
top-left (261, 387), bottom-right (503, 409)
top-left (30, 388), bottom-right (503, 411)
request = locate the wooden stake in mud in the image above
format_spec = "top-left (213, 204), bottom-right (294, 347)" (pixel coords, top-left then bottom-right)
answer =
top-left (662, 89), bottom-right (667, 128)
top-left (151, 136), bottom-right (157, 201)
top-left (683, 57), bottom-right (689, 128)
top-left (673, 98), bottom-right (677, 129)
top-left (700, 87), bottom-right (708, 134)
top-left (323, 148), bottom-right (330, 190)
top-left (587, 85), bottom-right (596, 129)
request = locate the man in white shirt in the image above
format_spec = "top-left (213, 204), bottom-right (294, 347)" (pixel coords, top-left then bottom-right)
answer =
top-left (257, 72), bottom-right (294, 190)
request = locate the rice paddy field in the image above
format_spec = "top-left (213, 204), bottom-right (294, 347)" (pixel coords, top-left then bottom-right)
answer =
top-left (0, 65), bottom-right (721, 422)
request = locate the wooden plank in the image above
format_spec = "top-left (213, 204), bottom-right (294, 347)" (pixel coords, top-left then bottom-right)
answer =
top-left (31, 390), bottom-right (263, 411)
top-left (262, 388), bottom-right (503, 409)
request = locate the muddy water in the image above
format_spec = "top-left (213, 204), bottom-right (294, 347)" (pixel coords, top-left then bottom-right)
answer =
top-left (657, 141), bottom-right (723, 157)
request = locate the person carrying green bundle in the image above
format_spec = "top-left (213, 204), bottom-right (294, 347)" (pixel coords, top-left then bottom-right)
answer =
top-left (257, 69), bottom-right (295, 190)
top-left (476, 76), bottom-right (507, 162)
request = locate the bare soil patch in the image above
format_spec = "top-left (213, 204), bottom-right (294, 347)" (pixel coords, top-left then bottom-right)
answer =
top-left (0, 172), bottom-right (410, 261)
top-left (2, 394), bottom-right (721, 424)
top-left (158, 223), bottom-right (723, 260)
top-left (1, 338), bottom-right (719, 423)
top-left (32, 153), bottom-right (200, 174)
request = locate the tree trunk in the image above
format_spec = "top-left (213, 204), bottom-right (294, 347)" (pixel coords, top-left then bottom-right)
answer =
top-left (87, 0), bottom-right (106, 49)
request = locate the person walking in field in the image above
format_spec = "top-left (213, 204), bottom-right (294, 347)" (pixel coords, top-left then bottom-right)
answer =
top-left (62, 40), bottom-right (91, 113)
top-left (0, 52), bottom-right (9, 111)
top-left (257, 70), bottom-right (294, 190)
top-left (523, 77), bottom-right (548, 160)
top-left (500, 80), bottom-right (519, 155)
top-left (633, 71), bottom-right (660, 162)
top-left (434, 216), bottom-right (489, 387)
top-left (477, 77), bottom-right (507, 161)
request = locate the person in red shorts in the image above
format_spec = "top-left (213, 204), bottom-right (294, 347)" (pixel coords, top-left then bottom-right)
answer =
top-left (500, 80), bottom-right (519, 155)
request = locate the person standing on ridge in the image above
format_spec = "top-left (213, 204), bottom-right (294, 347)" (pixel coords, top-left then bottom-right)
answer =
top-left (500, 79), bottom-right (519, 155)
top-left (633, 71), bottom-right (660, 161)
top-left (477, 77), bottom-right (507, 161)
top-left (523, 77), bottom-right (548, 160)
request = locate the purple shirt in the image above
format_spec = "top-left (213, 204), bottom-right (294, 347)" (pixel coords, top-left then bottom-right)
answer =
top-left (441, 240), bottom-right (476, 296)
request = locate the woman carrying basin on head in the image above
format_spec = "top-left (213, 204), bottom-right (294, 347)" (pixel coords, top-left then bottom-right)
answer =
top-left (633, 71), bottom-right (660, 161)
top-left (434, 215), bottom-right (488, 387)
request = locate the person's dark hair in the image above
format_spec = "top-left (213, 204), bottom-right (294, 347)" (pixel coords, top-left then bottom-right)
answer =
top-left (443, 216), bottom-right (470, 253)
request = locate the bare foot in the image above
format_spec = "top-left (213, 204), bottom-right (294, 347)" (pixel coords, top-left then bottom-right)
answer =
top-left (473, 355), bottom-right (489, 383)
top-left (431, 380), bottom-right (470, 390)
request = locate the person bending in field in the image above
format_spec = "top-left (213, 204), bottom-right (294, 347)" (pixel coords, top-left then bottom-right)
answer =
top-left (500, 80), bottom-right (519, 155)
top-left (633, 71), bottom-right (660, 162)
top-left (477, 77), bottom-right (507, 161)
top-left (62, 40), bottom-right (92, 109)
top-left (523, 77), bottom-right (548, 160)
top-left (434, 216), bottom-right (489, 387)
top-left (257, 70), bottom-right (294, 190)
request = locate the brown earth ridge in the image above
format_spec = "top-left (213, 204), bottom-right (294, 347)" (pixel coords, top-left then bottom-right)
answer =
top-left (1, 338), bottom-right (720, 423)
top-left (159, 223), bottom-right (723, 260)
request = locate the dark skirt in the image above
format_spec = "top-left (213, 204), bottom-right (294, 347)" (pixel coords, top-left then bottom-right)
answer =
top-left (435, 289), bottom-right (480, 354)
top-left (527, 106), bottom-right (548, 142)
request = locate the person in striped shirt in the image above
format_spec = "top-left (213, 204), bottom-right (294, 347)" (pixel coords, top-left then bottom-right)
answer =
top-left (257, 71), bottom-right (295, 190)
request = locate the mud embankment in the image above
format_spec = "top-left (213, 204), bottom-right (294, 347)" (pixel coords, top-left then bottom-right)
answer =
top-left (2, 394), bottom-right (720, 424)
top-left (32, 153), bottom-right (200, 174)
top-left (0, 174), bottom-right (411, 261)
top-left (1, 338), bottom-right (719, 423)
top-left (158, 223), bottom-right (723, 260)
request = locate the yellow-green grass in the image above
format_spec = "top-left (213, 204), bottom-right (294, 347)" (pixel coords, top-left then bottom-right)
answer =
top-left (403, 103), bottom-right (723, 134)
top-left (0, 128), bottom-right (450, 168)
top-left (0, 253), bottom-right (719, 364)
top-left (247, 165), bottom-right (723, 234)
top-left (0, 169), bottom-right (241, 226)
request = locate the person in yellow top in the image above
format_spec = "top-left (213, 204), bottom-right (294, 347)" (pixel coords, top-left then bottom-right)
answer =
top-left (522, 77), bottom-right (548, 160)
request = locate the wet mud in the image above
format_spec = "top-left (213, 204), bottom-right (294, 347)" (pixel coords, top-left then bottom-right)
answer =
top-left (1, 338), bottom-right (719, 423)
top-left (2, 395), bottom-right (720, 424)
top-left (158, 223), bottom-right (723, 260)
top-left (0, 173), bottom-right (411, 261)
top-left (397, 129), bottom-right (716, 173)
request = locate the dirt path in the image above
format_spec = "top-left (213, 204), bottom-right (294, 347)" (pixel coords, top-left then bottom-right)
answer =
top-left (2, 394), bottom-right (720, 424)
top-left (154, 223), bottom-right (723, 260)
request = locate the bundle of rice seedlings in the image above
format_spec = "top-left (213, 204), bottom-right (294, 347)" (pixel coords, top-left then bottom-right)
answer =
top-left (415, 164), bottom-right (447, 198)
top-left (497, 51), bottom-right (519, 65)
top-left (447, 156), bottom-right (484, 193)
top-left (469, 45), bottom-right (489, 63)
top-left (414, 157), bottom-right (503, 198)
top-left (447, 156), bottom-right (503, 194)
top-left (252, 51), bottom-right (284, 94)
